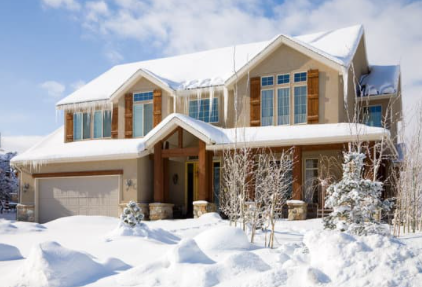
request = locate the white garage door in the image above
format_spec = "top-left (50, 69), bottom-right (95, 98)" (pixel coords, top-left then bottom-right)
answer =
top-left (38, 176), bottom-right (120, 223)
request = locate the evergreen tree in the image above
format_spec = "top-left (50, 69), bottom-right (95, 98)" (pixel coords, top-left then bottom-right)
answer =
top-left (0, 152), bottom-right (19, 200)
top-left (324, 151), bottom-right (392, 235)
top-left (121, 201), bottom-right (144, 228)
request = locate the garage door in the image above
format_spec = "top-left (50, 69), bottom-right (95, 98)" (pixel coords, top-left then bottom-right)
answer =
top-left (38, 176), bottom-right (120, 223)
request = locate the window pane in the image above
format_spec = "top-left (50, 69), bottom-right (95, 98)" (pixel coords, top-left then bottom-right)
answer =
top-left (277, 88), bottom-right (290, 125)
top-left (277, 74), bottom-right (290, 85)
top-left (103, 110), bottom-right (112, 137)
top-left (364, 106), bottom-right (382, 127)
top-left (93, 111), bottom-right (103, 139)
top-left (133, 104), bottom-right (144, 137)
top-left (261, 90), bottom-right (274, 126)
top-left (294, 72), bottom-right (307, 83)
top-left (294, 86), bottom-right (307, 124)
top-left (144, 103), bottom-right (153, 135)
top-left (134, 92), bottom-right (153, 102)
top-left (83, 113), bottom-right (91, 139)
top-left (189, 98), bottom-right (218, 123)
top-left (210, 98), bottom-right (219, 123)
top-left (73, 113), bottom-right (82, 141)
top-left (261, 76), bottom-right (274, 87)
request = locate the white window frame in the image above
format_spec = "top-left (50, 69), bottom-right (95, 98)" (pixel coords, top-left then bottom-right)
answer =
top-left (276, 73), bottom-right (290, 85)
top-left (260, 88), bottom-right (274, 126)
top-left (73, 112), bottom-right (92, 141)
top-left (93, 110), bottom-right (112, 139)
top-left (133, 91), bottom-right (153, 138)
top-left (261, 75), bottom-right (274, 87)
top-left (293, 71), bottom-right (308, 83)
top-left (188, 97), bottom-right (219, 124)
top-left (276, 87), bottom-right (290, 125)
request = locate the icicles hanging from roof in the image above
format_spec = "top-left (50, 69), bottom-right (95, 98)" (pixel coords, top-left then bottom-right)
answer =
top-left (342, 66), bottom-right (349, 104)
top-left (56, 100), bottom-right (113, 114)
top-left (208, 87), bottom-right (214, 123)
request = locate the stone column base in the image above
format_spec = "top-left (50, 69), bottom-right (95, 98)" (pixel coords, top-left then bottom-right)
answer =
top-left (17, 204), bottom-right (35, 222)
top-left (149, 203), bottom-right (174, 220)
top-left (193, 201), bottom-right (216, 218)
top-left (119, 202), bottom-right (150, 220)
top-left (287, 200), bottom-right (307, 221)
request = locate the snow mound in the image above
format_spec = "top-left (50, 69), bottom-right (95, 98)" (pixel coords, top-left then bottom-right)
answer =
top-left (0, 219), bottom-right (46, 233)
top-left (14, 241), bottom-right (129, 287)
top-left (284, 230), bottom-right (422, 287)
top-left (106, 222), bottom-right (180, 244)
top-left (197, 212), bottom-right (222, 222)
top-left (195, 226), bottom-right (251, 251)
top-left (167, 238), bottom-right (214, 265)
top-left (0, 243), bottom-right (23, 261)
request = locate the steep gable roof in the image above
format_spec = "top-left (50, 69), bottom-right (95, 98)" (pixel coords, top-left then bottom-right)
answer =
top-left (56, 25), bottom-right (365, 110)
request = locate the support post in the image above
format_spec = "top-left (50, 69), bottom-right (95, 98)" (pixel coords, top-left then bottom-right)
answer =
top-left (292, 145), bottom-right (302, 200)
top-left (154, 141), bottom-right (164, 202)
top-left (198, 140), bottom-right (210, 201)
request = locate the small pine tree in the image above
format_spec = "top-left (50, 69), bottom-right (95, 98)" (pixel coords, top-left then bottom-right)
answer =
top-left (121, 201), bottom-right (144, 228)
top-left (324, 151), bottom-right (392, 235)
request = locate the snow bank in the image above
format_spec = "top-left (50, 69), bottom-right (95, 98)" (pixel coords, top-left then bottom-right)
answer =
top-left (14, 241), bottom-right (129, 287)
top-left (0, 219), bottom-right (46, 233)
top-left (106, 222), bottom-right (180, 244)
top-left (280, 230), bottom-right (422, 287)
top-left (0, 243), bottom-right (23, 261)
top-left (195, 226), bottom-right (251, 251)
top-left (167, 238), bottom-right (214, 264)
top-left (197, 212), bottom-right (222, 222)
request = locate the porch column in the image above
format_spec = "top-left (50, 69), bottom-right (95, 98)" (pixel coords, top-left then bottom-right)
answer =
top-left (292, 145), bottom-right (302, 200)
top-left (154, 141), bottom-right (164, 202)
top-left (198, 140), bottom-right (210, 201)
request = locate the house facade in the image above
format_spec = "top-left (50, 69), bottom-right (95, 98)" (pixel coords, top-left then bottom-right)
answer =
top-left (12, 25), bottom-right (402, 223)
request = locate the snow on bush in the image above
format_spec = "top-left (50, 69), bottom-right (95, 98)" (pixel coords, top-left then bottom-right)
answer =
top-left (324, 151), bottom-right (391, 235)
top-left (13, 241), bottom-right (128, 287)
top-left (120, 201), bottom-right (144, 227)
top-left (0, 152), bottom-right (18, 200)
top-left (194, 226), bottom-right (251, 252)
top-left (0, 243), bottom-right (23, 261)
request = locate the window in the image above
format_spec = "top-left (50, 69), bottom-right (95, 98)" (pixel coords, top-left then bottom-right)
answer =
top-left (277, 88), bottom-right (290, 125)
top-left (304, 159), bottom-right (319, 204)
top-left (133, 93), bottom-right (153, 137)
top-left (294, 72), bottom-right (307, 83)
top-left (189, 98), bottom-right (219, 123)
top-left (261, 76), bottom-right (274, 87)
top-left (261, 90), bottom-right (274, 126)
top-left (213, 162), bottom-right (221, 209)
top-left (363, 105), bottom-right (382, 127)
top-left (277, 74), bottom-right (290, 85)
top-left (82, 113), bottom-right (91, 139)
top-left (294, 86), bottom-right (307, 124)
top-left (94, 110), bottom-right (112, 139)
top-left (73, 113), bottom-right (91, 140)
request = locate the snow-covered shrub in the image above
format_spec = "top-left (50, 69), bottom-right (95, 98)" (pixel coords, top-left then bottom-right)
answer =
top-left (324, 151), bottom-right (392, 235)
top-left (0, 152), bottom-right (19, 200)
top-left (120, 201), bottom-right (144, 228)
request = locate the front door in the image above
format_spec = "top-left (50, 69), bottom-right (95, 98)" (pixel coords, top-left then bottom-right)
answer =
top-left (186, 162), bottom-right (198, 217)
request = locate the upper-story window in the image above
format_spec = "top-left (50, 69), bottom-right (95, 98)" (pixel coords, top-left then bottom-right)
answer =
top-left (189, 98), bottom-right (219, 123)
top-left (94, 110), bottom-right (112, 139)
top-left (277, 88), bottom-right (290, 125)
top-left (133, 92), bottom-right (153, 137)
top-left (294, 86), bottom-right (307, 124)
top-left (363, 105), bottom-right (382, 127)
top-left (261, 89), bottom-right (274, 126)
top-left (277, 74), bottom-right (290, 85)
top-left (73, 112), bottom-right (91, 140)
top-left (261, 76), bottom-right (274, 87)
top-left (294, 72), bottom-right (307, 83)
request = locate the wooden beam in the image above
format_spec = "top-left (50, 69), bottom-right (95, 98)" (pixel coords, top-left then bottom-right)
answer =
top-left (178, 127), bottom-right (183, 148)
top-left (292, 145), bottom-right (302, 200)
top-left (198, 140), bottom-right (210, 201)
top-left (32, 170), bottom-right (123, 178)
top-left (154, 142), bottom-right (164, 202)
top-left (162, 147), bottom-right (199, 158)
top-left (207, 151), bottom-right (214, 201)
top-left (163, 158), bottom-right (169, 202)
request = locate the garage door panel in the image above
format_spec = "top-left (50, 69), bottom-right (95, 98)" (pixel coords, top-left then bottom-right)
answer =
top-left (38, 176), bottom-right (120, 223)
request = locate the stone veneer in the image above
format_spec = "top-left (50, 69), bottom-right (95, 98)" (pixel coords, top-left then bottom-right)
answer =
top-left (149, 203), bottom-right (174, 220)
top-left (17, 204), bottom-right (35, 222)
top-left (287, 200), bottom-right (307, 220)
top-left (119, 202), bottom-right (150, 220)
top-left (193, 201), bottom-right (216, 218)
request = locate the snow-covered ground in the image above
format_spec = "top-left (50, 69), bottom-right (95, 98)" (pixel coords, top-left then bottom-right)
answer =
top-left (0, 214), bottom-right (421, 287)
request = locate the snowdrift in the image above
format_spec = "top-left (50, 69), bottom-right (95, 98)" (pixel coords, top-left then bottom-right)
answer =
top-left (0, 219), bottom-right (46, 233)
top-left (0, 243), bottom-right (23, 261)
top-left (13, 241), bottom-right (130, 287)
top-left (194, 225), bottom-right (251, 252)
top-left (106, 222), bottom-right (180, 244)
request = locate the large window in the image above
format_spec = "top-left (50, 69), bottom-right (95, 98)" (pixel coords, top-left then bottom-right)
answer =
top-left (189, 98), bottom-right (219, 123)
top-left (133, 92), bottom-right (153, 137)
top-left (73, 112), bottom-right (91, 140)
top-left (277, 88), bottom-right (290, 125)
top-left (261, 90), bottom-right (274, 126)
top-left (304, 159), bottom-right (319, 204)
top-left (294, 86), bottom-right (307, 124)
top-left (363, 105), bottom-right (382, 127)
top-left (93, 110), bottom-right (112, 139)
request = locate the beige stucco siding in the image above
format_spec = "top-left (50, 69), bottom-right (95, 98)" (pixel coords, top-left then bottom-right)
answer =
top-left (228, 44), bottom-right (341, 128)
top-left (137, 156), bottom-right (153, 203)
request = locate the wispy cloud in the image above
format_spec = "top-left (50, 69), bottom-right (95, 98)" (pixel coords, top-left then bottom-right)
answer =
top-left (41, 0), bottom-right (80, 11)
top-left (40, 81), bottom-right (66, 99)
top-left (70, 80), bottom-right (86, 91)
top-left (104, 49), bottom-right (124, 64)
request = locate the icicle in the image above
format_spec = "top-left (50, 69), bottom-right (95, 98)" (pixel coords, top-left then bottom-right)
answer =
top-left (208, 87), bottom-right (214, 122)
top-left (342, 66), bottom-right (349, 104)
top-left (173, 94), bottom-right (177, 114)
top-left (223, 87), bottom-right (229, 125)
top-left (197, 89), bottom-right (202, 117)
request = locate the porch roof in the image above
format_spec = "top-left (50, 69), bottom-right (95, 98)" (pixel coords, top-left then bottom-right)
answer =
top-left (11, 113), bottom-right (390, 167)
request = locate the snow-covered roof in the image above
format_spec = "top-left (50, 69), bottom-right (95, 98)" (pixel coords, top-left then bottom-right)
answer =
top-left (12, 113), bottom-right (390, 167)
top-left (56, 25), bottom-right (364, 110)
top-left (359, 65), bottom-right (400, 96)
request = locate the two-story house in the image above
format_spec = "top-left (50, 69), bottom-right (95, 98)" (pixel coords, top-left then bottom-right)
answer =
top-left (12, 25), bottom-right (402, 223)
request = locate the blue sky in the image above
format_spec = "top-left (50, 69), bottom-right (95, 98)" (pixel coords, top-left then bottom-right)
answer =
top-left (0, 0), bottom-right (421, 143)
